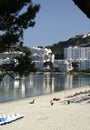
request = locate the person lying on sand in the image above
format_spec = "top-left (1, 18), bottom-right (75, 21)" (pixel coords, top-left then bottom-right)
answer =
top-left (29, 99), bottom-right (35, 104)
top-left (53, 98), bottom-right (60, 101)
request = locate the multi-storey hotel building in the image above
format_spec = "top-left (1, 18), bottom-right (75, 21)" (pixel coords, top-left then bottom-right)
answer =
top-left (30, 47), bottom-right (55, 71)
top-left (64, 46), bottom-right (90, 60)
top-left (64, 46), bottom-right (90, 71)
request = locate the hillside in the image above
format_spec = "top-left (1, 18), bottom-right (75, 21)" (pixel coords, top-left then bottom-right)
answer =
top-left (46, 33), bottom-right (90, 59)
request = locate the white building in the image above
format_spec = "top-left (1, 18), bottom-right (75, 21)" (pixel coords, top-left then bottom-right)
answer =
top-left (64, 46), bottom-right (72, 60)
top-left (78, 59), bottom-right (90, 71)
top-left (54, 60), bottom-right (73, 72)
top-left (0, 51), bottom-right (23, 65)
top-left (0, 58), bottom-right (11, 65)
top-left (64, 46), bottom-right (90, 60)
top-left (31, 47), bottom-right (53, 62)
top-left (30, 47), bottom-right (55, 71)
top-left (64, 46), bottom-right (90, 71)
top-left (0, 51), bottom-right (23, 59)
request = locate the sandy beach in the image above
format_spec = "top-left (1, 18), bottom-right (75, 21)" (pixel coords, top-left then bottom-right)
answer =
top-left (0, 86), bottom-right (90, 130)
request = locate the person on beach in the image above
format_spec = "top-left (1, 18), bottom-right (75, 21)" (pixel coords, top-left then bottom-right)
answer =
top-left (53, 98), bottom-right (60, 101)
top-left (29, 99), bottom-right (35, 104)
top-left (50, 100), bottom-right (54, 106)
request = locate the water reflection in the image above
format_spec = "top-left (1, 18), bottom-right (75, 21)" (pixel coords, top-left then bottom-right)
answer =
top-left (64, 74), bottom-right (73, 89)
top-left (0, 73), bottom-right (90, 102)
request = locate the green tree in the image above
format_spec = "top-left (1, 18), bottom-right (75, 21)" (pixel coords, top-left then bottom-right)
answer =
top-left (44, 61), bottom-right (53, 69)
top-left (72, 0), bottom-right (90, 19)
top-left (0, 0), bottom-right (40, 52)
top-left (21, 46), bottom-right (31, 56)
top-left (1, 46), bottom-right (36, 76)
top-left (13, 53), bottom-right (36, 76)
top-left (72, 62), bottom-right (79, 71)
top-left (10, 46), bottom-right (36, 76)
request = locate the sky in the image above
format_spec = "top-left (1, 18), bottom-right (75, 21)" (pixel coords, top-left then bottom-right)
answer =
top-left (24, 0), bottom-right (90, 47)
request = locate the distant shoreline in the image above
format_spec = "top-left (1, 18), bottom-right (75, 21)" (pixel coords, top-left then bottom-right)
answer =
top-left (35, 71), bottom-right (90, 75)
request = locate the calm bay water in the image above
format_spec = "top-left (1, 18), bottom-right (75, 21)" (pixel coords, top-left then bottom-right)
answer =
top-left (0, 73), bottom-right (90, 103)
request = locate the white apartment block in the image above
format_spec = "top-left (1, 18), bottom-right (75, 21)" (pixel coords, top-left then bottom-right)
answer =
top-left (30, 47), bottom-right (55, 70)
top-left (54, 60), bottom-right (73, 72)
top-left (64, 46), bottom-right (90, 60)
top-left (64, 46), bottom-right (90, 71)
top-left (30, 47), bottom-right (54, 62)
top-left (0, 51), bottom-right (23, 59)
top-left (30, 47), bottom-right (52, 55)
top-left (0, 51), bottom-right (23, 65)
top-left (64, 46), bottom-right (72, 60)
top-left (0, 58), bottom-right (11, 65)
top-left (78, 59), bottom-right (90, 71)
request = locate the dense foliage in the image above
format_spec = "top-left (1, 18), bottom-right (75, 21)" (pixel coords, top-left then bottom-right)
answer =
top-left (13, 47), bottom-right (36, 76)
top-left (72, 0), bottom-right (90, 18)
top-left (0, 0), bottom-right (40, 52)
top-left (44, 61), bottom-right (53, 69)
top-left (1, 46), bottom-right (36, 76)
top-left (0, 0), bottom-right (40, 76)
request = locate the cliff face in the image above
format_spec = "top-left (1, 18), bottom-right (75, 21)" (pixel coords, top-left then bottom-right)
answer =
top-left (72, 0), bottom-right (90, 18)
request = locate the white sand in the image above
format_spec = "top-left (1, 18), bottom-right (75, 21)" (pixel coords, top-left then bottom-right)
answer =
top-left (0, 86), bottom-right (90, 130)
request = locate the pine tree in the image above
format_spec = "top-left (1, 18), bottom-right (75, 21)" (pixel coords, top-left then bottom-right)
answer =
top-left (0, 0), bottom-right (40, 52)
